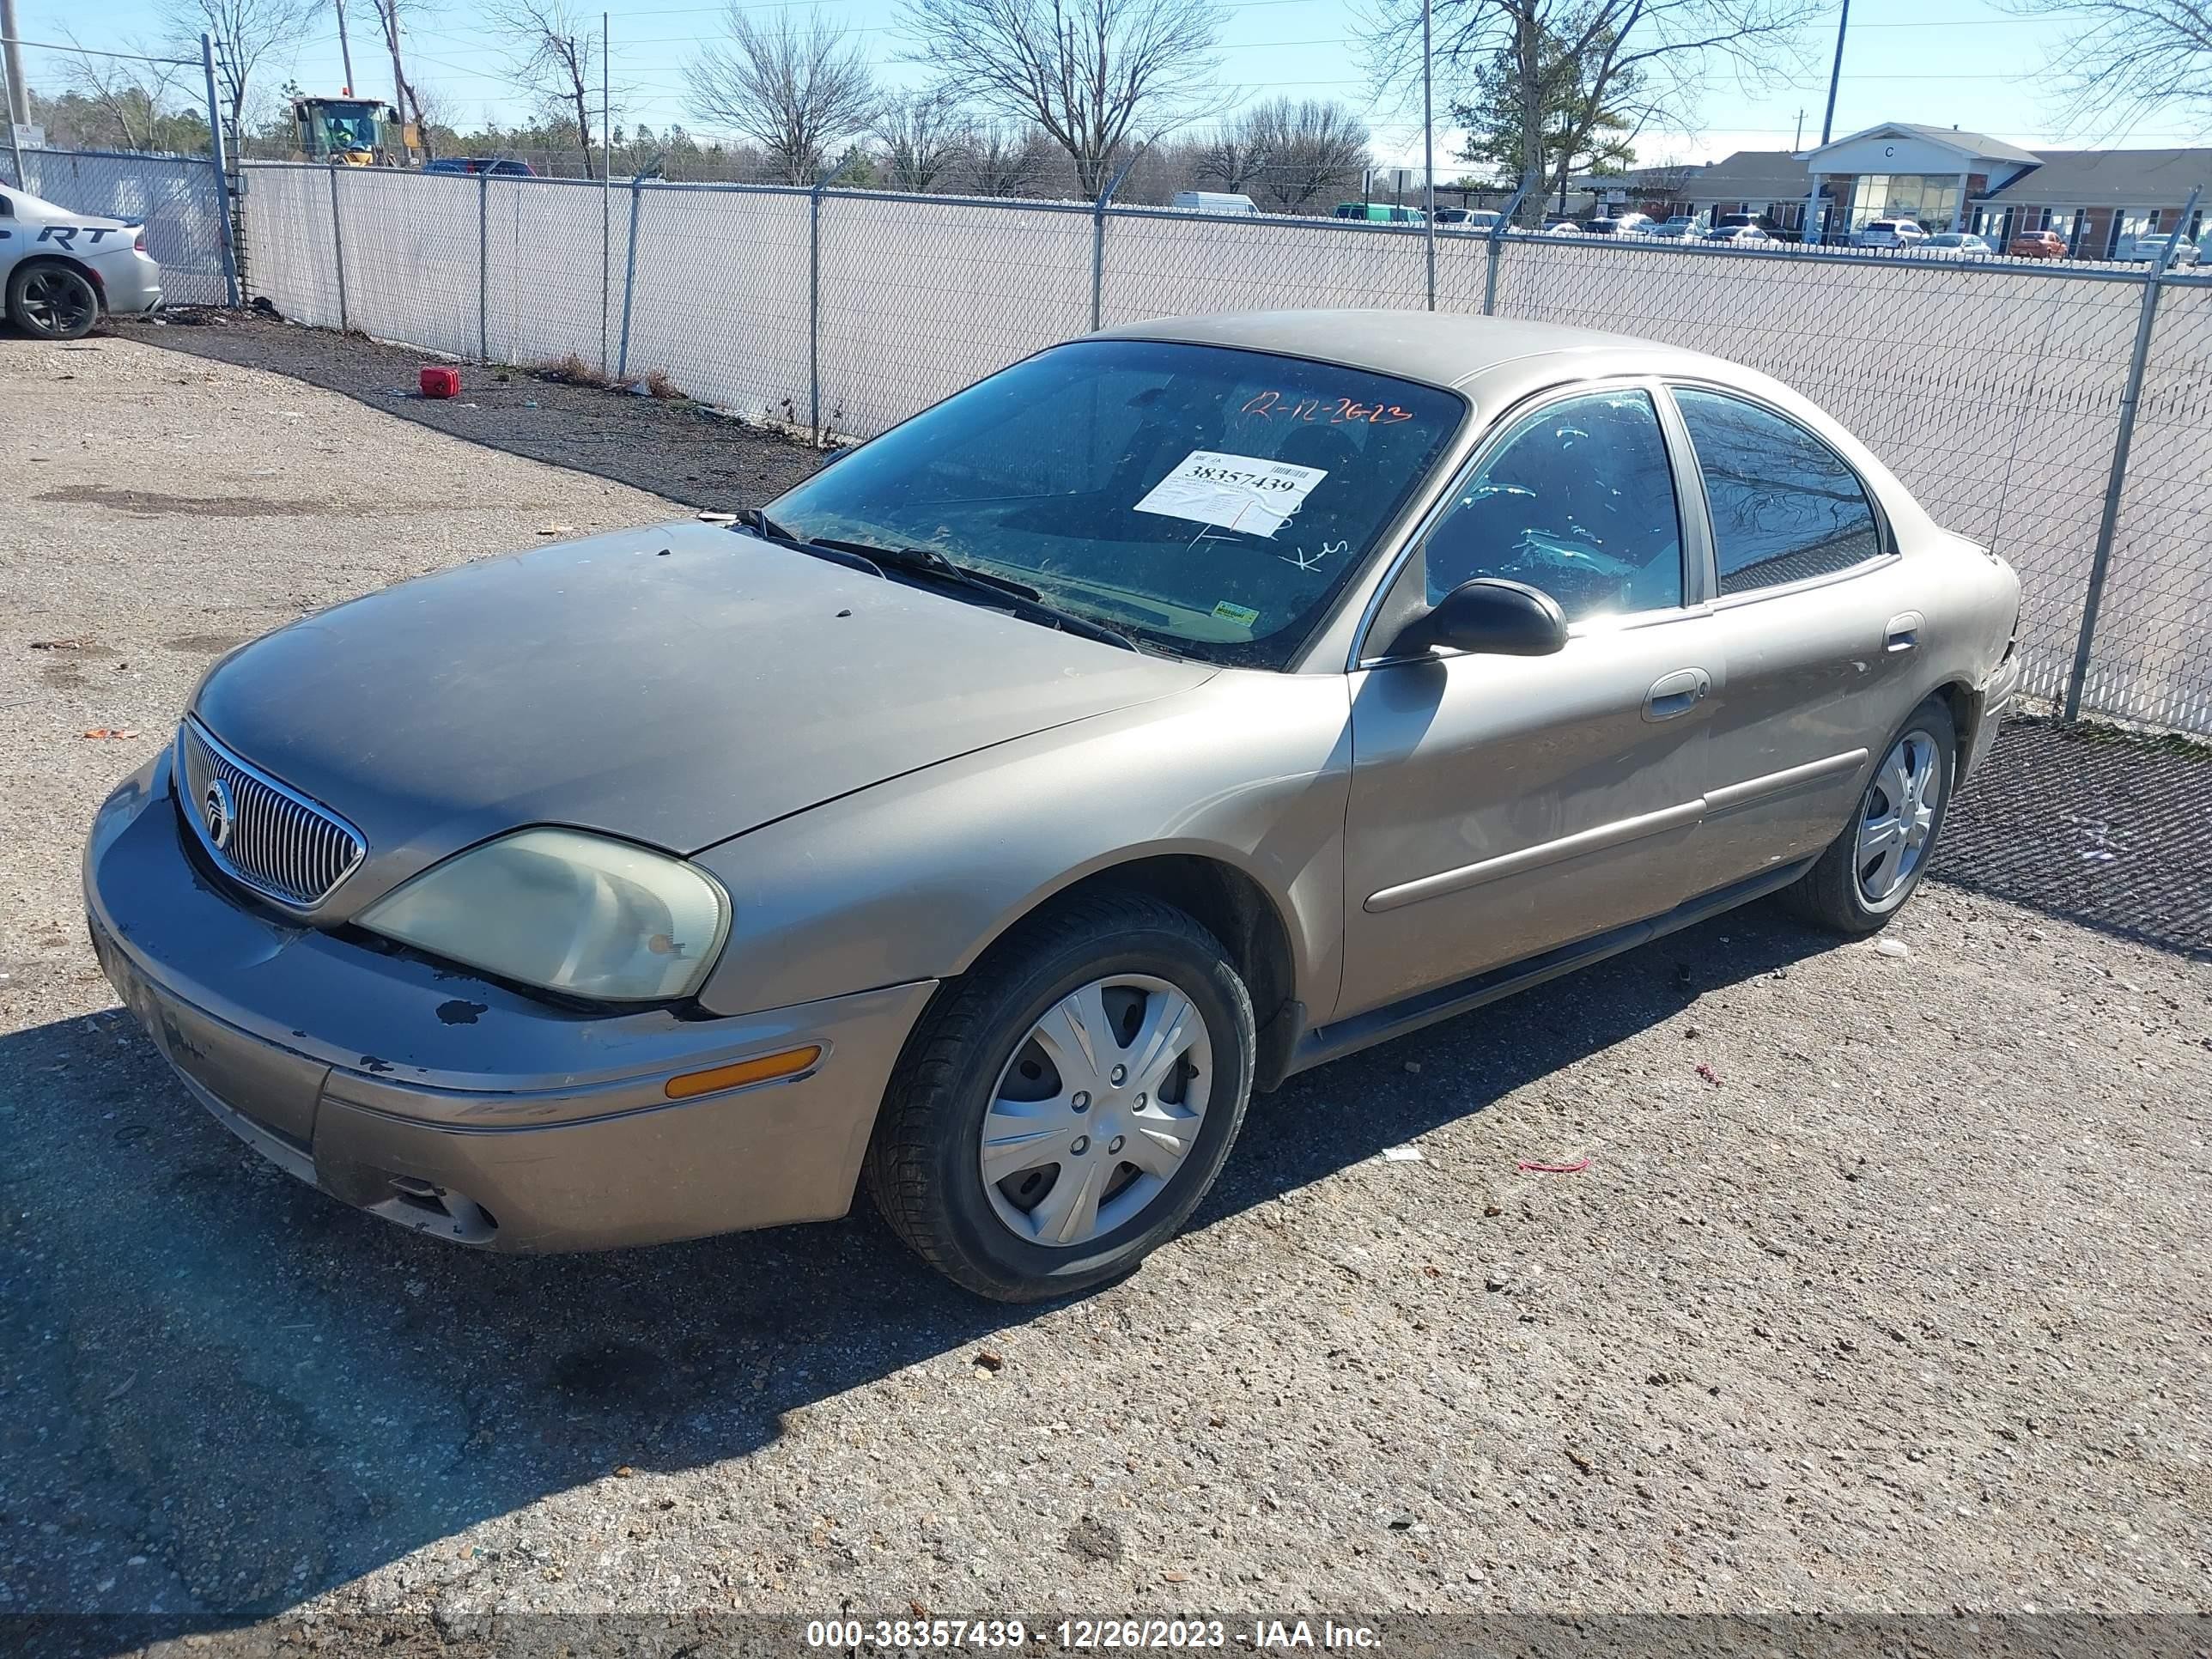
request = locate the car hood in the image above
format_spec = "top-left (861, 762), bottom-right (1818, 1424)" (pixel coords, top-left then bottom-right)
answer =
top-left (191, 521), bottom-right (1214, 909)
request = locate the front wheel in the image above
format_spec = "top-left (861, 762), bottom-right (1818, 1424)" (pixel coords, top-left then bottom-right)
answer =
top-left (7, 264), bottom-right (101, 341)
top-left (1783, 695), bottom-right (1956, 935)
top-left (864, 890), bottom-right (1255, 1302)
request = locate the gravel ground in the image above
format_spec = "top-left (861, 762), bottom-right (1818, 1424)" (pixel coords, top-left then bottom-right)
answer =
top-left (112, 310), bottom-right (825, 514)
top-left (3, 331), bottom-right (2209, 1651)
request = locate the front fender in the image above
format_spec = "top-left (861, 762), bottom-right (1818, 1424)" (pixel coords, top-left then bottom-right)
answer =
top-left (690, 671), bottom-right (1355, 1019)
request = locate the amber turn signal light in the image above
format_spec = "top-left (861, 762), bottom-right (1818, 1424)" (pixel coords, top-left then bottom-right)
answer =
top-left (664, 1044), bottom-right (823, 1100)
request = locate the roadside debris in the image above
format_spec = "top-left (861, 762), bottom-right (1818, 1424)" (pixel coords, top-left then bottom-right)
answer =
top-left (1875, 938), bottom-right (1912, 958)
top-left (1379, 1144), bottom-right (1425, 1163)
top-left (1695, 1061), bottom-right (1723, 1087)
top-left (973, 1349), bottom-right (1004, 1373)
top-left (1516, 1157), bottom-right (1589, 1175)
top-left (420, 365), bottom-right (462, 399)
top-left (80, 728), bottom-right (139, 740)
top-left (536, 524), bottom-right (574, 536)
top-left (30, 636), bottom-right (89, 651)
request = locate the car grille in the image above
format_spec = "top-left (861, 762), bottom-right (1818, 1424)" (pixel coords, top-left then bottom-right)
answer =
top-left (177, 720), bottom-right (366, 909)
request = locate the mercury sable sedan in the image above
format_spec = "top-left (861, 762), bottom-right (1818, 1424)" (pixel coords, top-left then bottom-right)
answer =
top-left (86, 310), bottom-right (2023, 1301)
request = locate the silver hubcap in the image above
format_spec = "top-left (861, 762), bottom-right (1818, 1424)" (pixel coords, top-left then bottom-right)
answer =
top-left (980, 974), bottom-right (1212, 1249)
top-left (1856, 728), bottom-right (1942, 903)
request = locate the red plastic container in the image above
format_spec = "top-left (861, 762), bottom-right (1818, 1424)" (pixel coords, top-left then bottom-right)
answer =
top-left (419, 365), bottom-right (462, 399)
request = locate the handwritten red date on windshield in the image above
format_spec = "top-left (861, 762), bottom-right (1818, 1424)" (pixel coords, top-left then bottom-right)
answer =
top-left (1240, 391), bottom-right (1415, 424)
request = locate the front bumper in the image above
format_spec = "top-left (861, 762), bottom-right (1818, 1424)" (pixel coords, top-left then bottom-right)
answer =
top-left (83, 752), bottom-right (935, 1252)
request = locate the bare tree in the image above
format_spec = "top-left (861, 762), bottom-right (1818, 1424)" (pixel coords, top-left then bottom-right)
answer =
top-left (872, 87), bottom-right (965, 191)
top-left (2004, 0), bottom-right (2212, 132)
top-left (1193, 114), bottom-right (1272, 195)
top-left (164, 0), bottom-right (316, 139)
top-left (486, 0), bottom-right (602, 178)
top-left (61, 33), bottom-right (186, 151)
top-left (364, 0), bottom-right (435, 161)
top-left (1364, 0), bottom-right (1814, 224)
top-left (687, 9), bottom-right (878, 185)
top-left (1246, 98), bottom-right (1369, 214)
top-left (897, 0), bottom-right (1224, 198)
top-left (962, 119), bottom-right (1056, 196)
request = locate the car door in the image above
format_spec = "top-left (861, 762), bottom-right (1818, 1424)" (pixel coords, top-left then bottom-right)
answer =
top-left (1334, 382), bottom-right (1723, 1024)
top-left (1665, 383), bottom-right (1926, 884)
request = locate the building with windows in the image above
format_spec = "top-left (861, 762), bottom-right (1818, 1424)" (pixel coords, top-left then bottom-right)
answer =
top-left (1607, 123), bottom-right (2209, 251)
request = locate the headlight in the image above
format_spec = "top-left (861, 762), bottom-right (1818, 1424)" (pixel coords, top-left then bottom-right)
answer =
top-left (356, 828), bottom-right (731, 1002)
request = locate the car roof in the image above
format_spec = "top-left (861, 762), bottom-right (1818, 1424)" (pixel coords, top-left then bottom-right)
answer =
top-left (1090, 308), bottom-right (1740, 393)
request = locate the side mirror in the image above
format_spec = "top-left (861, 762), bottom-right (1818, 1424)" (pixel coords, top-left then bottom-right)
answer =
top-left (1387, 577), bottom-right (1568, 659)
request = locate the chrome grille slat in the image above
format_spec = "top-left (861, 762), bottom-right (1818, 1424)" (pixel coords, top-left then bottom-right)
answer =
top-left (177, 720), bottom-right (366, 909)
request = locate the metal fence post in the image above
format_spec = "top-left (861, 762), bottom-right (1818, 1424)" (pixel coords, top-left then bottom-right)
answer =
top-left (616, 175), bottom-right (645, 380)
top-left (1482, 184), bottom-right (1531, 316)
top-left (1091, 155), bottom-right (1139, 332)
top-left (809, 178), bottom-right (826, 443)
top-left (2063, 184), bottom-right (2200, 721)
top-left (328, 164), bottom-right (349, 333)
top-left (477, 167), bottom-right (489, 361)
top-left (199, 33), bottom-right (240, 306)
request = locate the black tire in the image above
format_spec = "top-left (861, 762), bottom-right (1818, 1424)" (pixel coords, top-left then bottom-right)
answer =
top-left (1783, 695), bottom-right (1957, 936)
top-left (864, 890), bottom-right (1255, 1302)
top-left (6, 263), bottom-right (101, 342)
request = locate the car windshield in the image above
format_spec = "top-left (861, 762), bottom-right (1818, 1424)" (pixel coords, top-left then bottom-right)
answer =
top-left (762, 339), bottom-right (1465, 668)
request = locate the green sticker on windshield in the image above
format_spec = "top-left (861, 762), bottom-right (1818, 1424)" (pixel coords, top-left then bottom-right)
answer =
top-left (1212, 599), bottom-right (1261, 628)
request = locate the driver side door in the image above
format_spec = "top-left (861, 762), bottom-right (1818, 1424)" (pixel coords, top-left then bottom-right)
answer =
top-left (1334, 382), bottom-right (1723, 1023)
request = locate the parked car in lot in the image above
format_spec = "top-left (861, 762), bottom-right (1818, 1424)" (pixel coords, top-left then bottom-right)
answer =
top-left (1702, 224), bottom-right (1777, 247)
top-left (422, 156), bottom-right (536, 178)
top-left (1172, 191), bottom-right (1261, 217)
top-left (85, 310), bottom-right (2024, 1300)
top-left (1583, 213), bottom-right (1652, 236)
top-left (2112, 228), bottom-right (2203, 266)
top-left (1334, 202), bottom-right (1425, 223)
top-left (1852, 219), bottom-right (1928, 248)
top-left (1920, 233), bottom-right (1995, 258)
top-left (1433, 208), bottom-right (1502, 233)
top-left (1540, 219), bottom-right (1582, 234)
top-left (1649, 216), bottom-right (1700, 239)
top-left (0, 182), bottom-right (163, 340)
top-left (2008, 228), bottom-right (2069, 259)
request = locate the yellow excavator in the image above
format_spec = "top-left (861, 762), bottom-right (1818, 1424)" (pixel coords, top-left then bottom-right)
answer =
top-left (291, 96), bottom-right (416, 166)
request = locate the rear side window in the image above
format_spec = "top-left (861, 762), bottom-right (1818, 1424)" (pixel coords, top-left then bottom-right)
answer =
top-left (1673, 388), bottom-right (1882, 595)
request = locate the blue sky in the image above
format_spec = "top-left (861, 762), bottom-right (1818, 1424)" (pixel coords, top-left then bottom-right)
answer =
top-left (23, 0), bottom-right (2212, 167)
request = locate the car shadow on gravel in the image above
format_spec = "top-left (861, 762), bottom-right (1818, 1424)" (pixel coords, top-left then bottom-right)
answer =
top-left (1, 908), bottom-right (1822, 1634)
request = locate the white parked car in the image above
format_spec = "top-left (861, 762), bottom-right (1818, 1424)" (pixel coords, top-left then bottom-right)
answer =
top-left (1649, 216), bottom-right (1700, 240)
top-left (1170, 191), bottom-right (1261, 218)
top-left (2112, 228), bottom-right (2203, 267)
top-left (1, 182), bottom-right (163, 339)
top-left (1852, 219), bottom-right (1928, 249)
top-left (1919, 233), bottom-right (1994, 258)
top-left (1434, 208), bottom-right (1502, 234)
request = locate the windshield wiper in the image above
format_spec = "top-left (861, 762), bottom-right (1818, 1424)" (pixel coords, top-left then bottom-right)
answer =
top-left (804, 537), bottom-right (1144, 654)
top-left (732, 508), bottom-right (884, 578)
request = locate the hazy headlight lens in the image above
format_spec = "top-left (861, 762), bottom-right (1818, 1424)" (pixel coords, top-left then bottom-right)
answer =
top-left (357, 828), bottom-right (730, 1001)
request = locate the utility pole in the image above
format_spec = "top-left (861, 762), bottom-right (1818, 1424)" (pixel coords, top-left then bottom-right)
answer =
top-left (1421, 0), bottom-right (1436, 310)
top-left (334, 0), bottom-right (357, 94)
top-left (2, 0), bottom-right (31, 129)
top-left (1820, 0), bottom-right (1850, 145)
top-left (1795, 108), bottom-right (1804, 149)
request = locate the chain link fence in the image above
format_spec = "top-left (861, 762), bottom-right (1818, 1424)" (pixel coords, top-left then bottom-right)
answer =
top-left (232, 161), bottom-right (2212, 737)
top-left (3, 147), bottom-right (233, 306)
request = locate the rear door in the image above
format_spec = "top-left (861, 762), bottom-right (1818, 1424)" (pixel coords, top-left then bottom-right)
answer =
top-left (1335, 382), bottom-right (1721, 1022)
top-left (1665, 383), bottom-right (1924, 884)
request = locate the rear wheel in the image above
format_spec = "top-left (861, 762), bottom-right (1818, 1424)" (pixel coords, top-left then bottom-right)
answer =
top-left (6, 264), bottom-right (101, 341)
top-left (1783, 696), bottom-right (1955, 936)
top-left (865, 890), bottom-right (1255, 1302)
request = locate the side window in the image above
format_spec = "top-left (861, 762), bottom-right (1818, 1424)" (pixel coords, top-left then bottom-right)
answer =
top-left (1424, 388), bottom-right (1683, 621)
top-left (1673, 387), bottom-right (1882, 595)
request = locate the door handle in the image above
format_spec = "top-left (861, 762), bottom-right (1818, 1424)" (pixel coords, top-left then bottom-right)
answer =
top-left (1884, 611), bottom-right (1923, 653)
top-left (1644, 667), bottom-right (1711, 722)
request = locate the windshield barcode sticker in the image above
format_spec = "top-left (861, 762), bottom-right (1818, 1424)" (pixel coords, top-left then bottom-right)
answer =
top-left (1133, 450), bottom-right (1328, 539)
